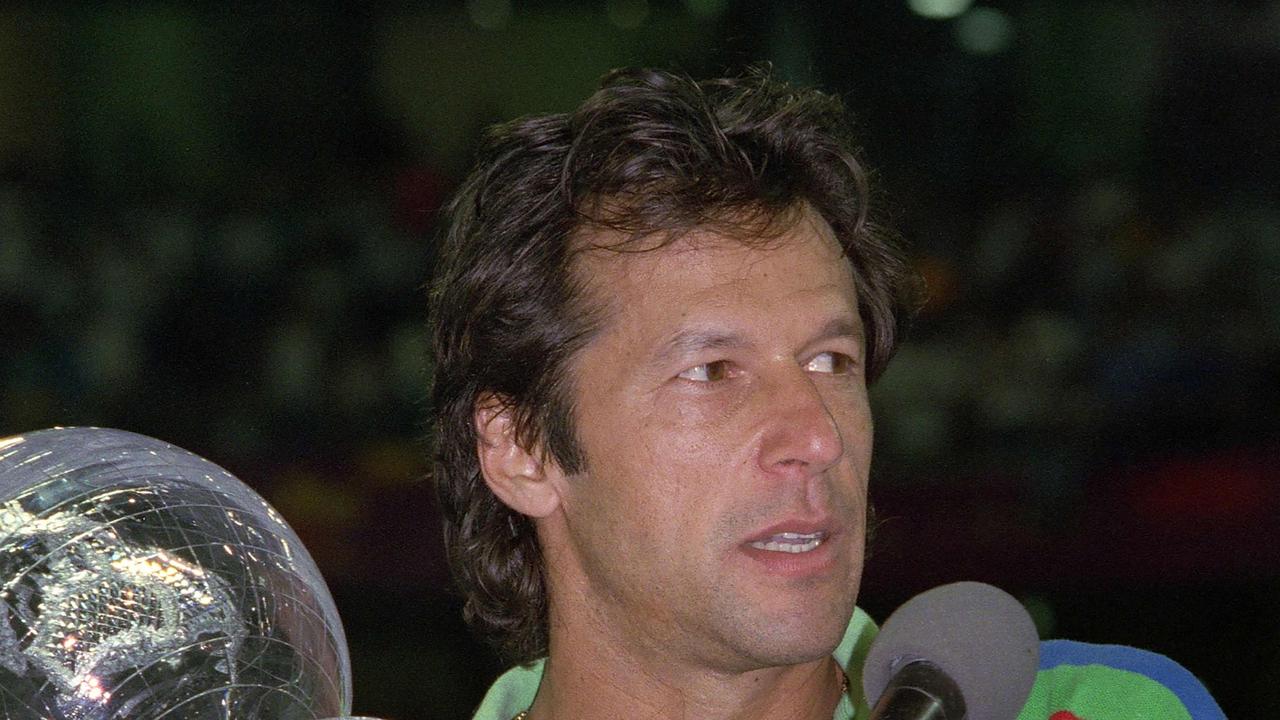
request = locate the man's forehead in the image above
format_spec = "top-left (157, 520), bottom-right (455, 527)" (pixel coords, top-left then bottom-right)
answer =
top-left (569, 211), bottom-right (860, 349)
top-left (570, 206), bottom-right (849, 281)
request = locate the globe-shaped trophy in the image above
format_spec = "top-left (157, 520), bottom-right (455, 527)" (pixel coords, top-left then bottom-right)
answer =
top-left (0, 427), bottom-right (354, 719)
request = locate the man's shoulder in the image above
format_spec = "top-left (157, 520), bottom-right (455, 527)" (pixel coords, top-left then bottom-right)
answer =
top-left (835, 615), bottom-right (1224, 720)
top-left (1017, 640), bottom-right (1225, 720)
top-left (472, 659), bottom-right (544, 720)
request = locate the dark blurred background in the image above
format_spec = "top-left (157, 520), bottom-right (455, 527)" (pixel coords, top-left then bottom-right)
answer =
top-left (1, 1), bottom-right (1277, 717)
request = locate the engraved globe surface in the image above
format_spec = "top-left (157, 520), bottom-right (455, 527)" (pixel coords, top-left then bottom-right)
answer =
top-left (0, 428), bottom-right (352, 719)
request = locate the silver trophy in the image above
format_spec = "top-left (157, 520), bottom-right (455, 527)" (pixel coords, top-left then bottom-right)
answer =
top-left (0, 427), bottom-right (372, 719)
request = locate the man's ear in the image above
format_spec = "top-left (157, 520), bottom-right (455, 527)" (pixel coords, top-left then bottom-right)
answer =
top-left (474, 394), bottom-right (562, 518)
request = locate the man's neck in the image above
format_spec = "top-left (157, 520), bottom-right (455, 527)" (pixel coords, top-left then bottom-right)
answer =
top-left (524, 640), bottom-right (845, 720)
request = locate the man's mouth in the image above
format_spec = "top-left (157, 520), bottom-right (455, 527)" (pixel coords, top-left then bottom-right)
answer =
top-left (747, 531), bottom-right (827, 554)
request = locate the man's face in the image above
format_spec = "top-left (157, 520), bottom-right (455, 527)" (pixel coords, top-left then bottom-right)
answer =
top-left (543, 208), bottom-right (872, 673)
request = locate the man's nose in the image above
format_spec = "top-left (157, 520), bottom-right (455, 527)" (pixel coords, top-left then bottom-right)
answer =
top-left (756, 369), bottom-right (844, 476)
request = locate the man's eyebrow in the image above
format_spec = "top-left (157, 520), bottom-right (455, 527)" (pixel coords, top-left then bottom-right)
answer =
top-left (651, 329), bottom-right (753, 366)
top-left (650, 317), bottom-right (864, 366)
top-left (811, 317), bottom-right (865, 345)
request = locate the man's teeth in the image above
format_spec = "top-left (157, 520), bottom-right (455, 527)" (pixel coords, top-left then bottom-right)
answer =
top-left (749, 532), bottom-right (825, 554)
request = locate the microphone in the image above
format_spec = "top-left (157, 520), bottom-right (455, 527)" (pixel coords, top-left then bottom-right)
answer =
top-left (861, 582), bottom-right (1040, 720)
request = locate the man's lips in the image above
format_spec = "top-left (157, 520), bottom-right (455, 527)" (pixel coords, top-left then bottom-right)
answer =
top-left (748, 531), bottom-right (827, 553)
top-left (743, 518), bottom-right (837, 555)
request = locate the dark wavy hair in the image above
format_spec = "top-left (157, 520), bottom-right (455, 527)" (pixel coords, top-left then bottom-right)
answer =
top-left (428, 67), bottom-right (916, 664)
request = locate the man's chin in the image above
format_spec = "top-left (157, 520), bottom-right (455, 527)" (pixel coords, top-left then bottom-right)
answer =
top-left (720, 595), bottom-right (857, 669)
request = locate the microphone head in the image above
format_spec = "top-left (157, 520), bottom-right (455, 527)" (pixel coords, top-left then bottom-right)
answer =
top-left (862, 581), bottom-right (1040, 720)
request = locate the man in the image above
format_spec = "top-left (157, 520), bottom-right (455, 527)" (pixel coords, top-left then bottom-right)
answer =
top-left (428, 68), bottom-right (1222, 720)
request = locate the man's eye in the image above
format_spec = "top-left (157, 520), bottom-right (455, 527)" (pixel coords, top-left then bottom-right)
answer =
top-left (806, 352), bottom-right (856, 375)
top-left (677, 361), bottom-right (732, 382)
